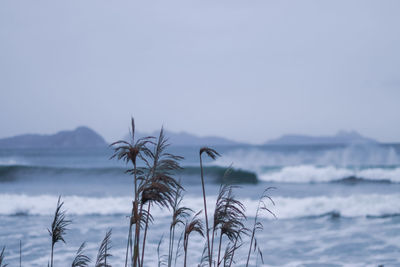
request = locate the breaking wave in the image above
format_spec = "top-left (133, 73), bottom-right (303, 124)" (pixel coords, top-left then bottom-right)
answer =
top-left (0, 165), bottom-right (257, 184)
top-left (1, 193), bottom-right (399, 219)
top-left (258, 165), bottom-right (400, 183)
top-left (2, 164), bottom-right (400, 184)
top-left (214, 144), bottom-right (400, 168)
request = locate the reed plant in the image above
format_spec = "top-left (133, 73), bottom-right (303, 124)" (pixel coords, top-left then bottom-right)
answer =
top-left (110, 118), bottom-right (152, 267)
top-left (138, 128), bottom-right (183, 267)
top-left (71, 242), bottom-right (90, 267)
top-left (226, 227), bottom-right (248, 267)
top-left (209, 167), bottom-right (248, 267)
top-left (198, 244), bottom-right (209, 267)
top-left (0, 246), bottom-right (7, 267)
top-left (168, 187), bottom-right (192, 267)
top-left (245, 188), bottom-right (276, 267)
top-left (174, 233), bottom-right (184, 267)
top-left (215, 186), bottom-right (247, 267)
top-left (183, 211), bottom-right (204, 267)
top-left (48, 196), bottom-right (71, 267)
top-left (125, 202), bottom-right (135, 267)
top-left (112, 121), bottom-right (184, 267)
top-left (199, 147), bottom-right (220, 266)
top-left (95, 230), bottom-right (112, 267)
top-left (157, 235), bottom-right (167, 267)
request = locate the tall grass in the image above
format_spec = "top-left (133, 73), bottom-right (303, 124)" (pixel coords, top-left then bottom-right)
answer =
top-left (125, 202), bottom-right (135, 267)
top-left (0, 246), bottom-right (7, 267)
top-left (138, 128), bottom-right (183, 267)
top-left (71, 242), bottom-right (90, 267)
top-left (48, 196), bottom-right (71, 267)
top-left (110, 118), bottom-right (152, 267)
top-left (245, 188), bottom-right (276, 267)
top-left (199, 147), bottom-right (220, 266)
top-left (157, 235), bottom-right (167, 267)
top-left (95, 230), bottom-right (112, 267)
top-left (112, 121), bottom-right (184, 267)
top-left (214, 185), bottom-right (247, 267)
top-left (183, 211), bottom-right (204, 267)
top-left (168, 187), bottom-right (192, 267)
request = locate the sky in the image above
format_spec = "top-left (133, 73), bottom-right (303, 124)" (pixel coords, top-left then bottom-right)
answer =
top-left (0, 0), bottom-right (399, 144)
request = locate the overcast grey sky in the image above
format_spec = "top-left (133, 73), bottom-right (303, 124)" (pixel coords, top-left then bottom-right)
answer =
top-left (0, 0), bottom-right (399, 144)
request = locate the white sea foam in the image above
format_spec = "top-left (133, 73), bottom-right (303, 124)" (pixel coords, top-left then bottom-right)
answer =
top-left (258, 165), bottom-right (400, 183)
top-left (270, 194), bottom-right (400, 218)
top-left (1, 193), bottom-right (399, 219)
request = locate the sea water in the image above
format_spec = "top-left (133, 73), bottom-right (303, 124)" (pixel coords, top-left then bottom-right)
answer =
top-left (0, 144), bottom-right (399, 266)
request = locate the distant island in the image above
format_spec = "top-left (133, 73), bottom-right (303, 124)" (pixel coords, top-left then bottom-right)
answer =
top-left (0, 126), bottom-right (108, 148)
top-left (0, 127), bottom-right (379, 148)
top-left (130, 130), bottom-right (241, 146)
top-left (265, 131), bottom-right (378, 145)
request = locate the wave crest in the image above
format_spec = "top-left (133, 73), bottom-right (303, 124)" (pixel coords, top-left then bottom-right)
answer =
top-left (258, 165), bottom-right (400, 183)
top-left (1, 193), bottom-right (399, 219)
top-left (0, 165), bottom-right (258, 184)
top-left (215, 144), bottom-right (400, 168)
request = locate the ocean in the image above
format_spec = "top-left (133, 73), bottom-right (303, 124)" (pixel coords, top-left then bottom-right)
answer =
top-left (0, 143), bottom-right (399, 266)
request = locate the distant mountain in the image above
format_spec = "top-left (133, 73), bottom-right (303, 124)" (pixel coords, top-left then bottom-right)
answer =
top-left (125, 130), bottom-right (240, 146)
top-left (0, 126), bottom-right (108, 148)
top-left (266, 131), bottom-right (378, 145)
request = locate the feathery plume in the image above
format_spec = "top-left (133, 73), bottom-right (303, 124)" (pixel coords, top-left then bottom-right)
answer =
top-left (183, 211), bottom-right (205, 267)
top-left (48, 196), bottom-right (71, 267)
top-left (139, 128), bottom-right (183, 267)
top-left (71, 242), bottom-right (90, 267)
top-left (96, 230), bottom-right (112, 267)
top-left (245, 188), bottom-right (276, 267)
